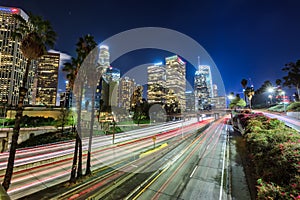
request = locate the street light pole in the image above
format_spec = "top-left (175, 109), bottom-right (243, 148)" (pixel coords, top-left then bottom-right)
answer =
top-left (282, 91), bottom-right (286, 113)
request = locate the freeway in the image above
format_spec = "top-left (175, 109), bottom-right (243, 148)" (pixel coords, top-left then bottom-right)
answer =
top-left (0, 118), bottom-right (213, 199)
top-left (60, 120), bottom-right (213, 199)
top-left (133, 117), bottom-right (230, 200)
top-left (256, 111), bottom-right (300, 132)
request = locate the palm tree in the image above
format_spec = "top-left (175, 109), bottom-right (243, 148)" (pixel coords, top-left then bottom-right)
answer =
top-left (244, 87), bottom-right (255, 109)
top-left (63, 57), bottom-right (81, 88)
top-left (275, 79), bottom-right (282, 87)
top-left (241, 78), bottom-right (248, 102)
top-left (283, 60), bottom-right (300, 100)
top-left (85, 64), bottom-right (101, 176)
top-left (63, 35), bottom-right (97, 181)
top-left (2, 13), bottom-right (56, 191)
top-left (76, 34), bottom-right (97, 179)
top-left (63, 57), bottom-right (80, 183)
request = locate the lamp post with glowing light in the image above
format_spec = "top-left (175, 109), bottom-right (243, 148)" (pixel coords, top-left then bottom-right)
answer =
top-left (282, 91), bottom-right (286, 113)
top-left (268, 87), bottom-right (274, 105)
top-left (227, 93), bottom-right (235, 117)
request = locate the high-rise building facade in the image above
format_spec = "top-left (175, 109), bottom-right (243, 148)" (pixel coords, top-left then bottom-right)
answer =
top-left (0, 6), bottom-right (35, 106)
top-left (213, 84), bottom-right (218, 97)
top-left (62, 80), bottom-right (72, 108)
top-left (194, 65), bottom-right (213, 110)
top-left (118, 76), bottom-right (135, 110)
top-left (32, 52), bottom-right (60, 106)
top-left (165, 55), bottom-right (186, 112)
top-left (147, 63), bottom-right (166, 104)
top-left (98, 45), bottom-right (110, 67)
top-left (131, 84), bottom-right (143, 109)
top-left (185, 91), bottom-right (195, 112)
top-left (101, 67), bottom-right (120, 111)
top-left (95, 45), bottom-right (110, 110)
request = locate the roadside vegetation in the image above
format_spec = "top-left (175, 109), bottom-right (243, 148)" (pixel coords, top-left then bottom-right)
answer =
top-left (0, 115), bottom-right (78, 128)
top-left (18, 129), bottom-right (76, 148)
top-left (267, 102), bottom-right (300, 113)
top-left (233, 112), bottom-right (300, 199)
top-left (0, 116), bottom-right (56, 128)
top-left (267, 104), bottom-right (287, 112)
top-left (287, 102), bottom-right (300, 112)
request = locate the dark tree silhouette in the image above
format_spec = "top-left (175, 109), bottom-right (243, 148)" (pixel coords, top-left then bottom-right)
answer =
top-left (2, 13), bottom-right (56, 191)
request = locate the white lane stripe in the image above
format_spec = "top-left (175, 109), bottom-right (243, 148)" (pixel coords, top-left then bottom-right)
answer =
top-left (190, 166), bottom-right (198, 178)
top-left (219, 125), bottom-right (227, 200)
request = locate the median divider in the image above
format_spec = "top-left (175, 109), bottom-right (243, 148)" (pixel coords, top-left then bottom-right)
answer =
top-left (139, 143), bottom-right (168, 158)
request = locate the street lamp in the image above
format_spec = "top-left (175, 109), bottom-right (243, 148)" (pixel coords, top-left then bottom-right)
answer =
top-left (227, 94), bottom-right (234, 100)
top-left (282, 91), bottom-right (286, 113)
top-left (112, 112), bottom-right (116, 144)
top-left (268, 94), bottom-right (273, 105)
top-left (267, 87), bottom-right (275, 105)
top-left (268, 87), bottom-right (274, 93)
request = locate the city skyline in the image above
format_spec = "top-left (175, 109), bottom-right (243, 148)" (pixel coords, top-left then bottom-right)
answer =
top-left (1, 1), bottom-right (300, 97)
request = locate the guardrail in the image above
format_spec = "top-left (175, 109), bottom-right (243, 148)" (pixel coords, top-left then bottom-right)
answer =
top-left (287, 112), bottom-right (300, 120)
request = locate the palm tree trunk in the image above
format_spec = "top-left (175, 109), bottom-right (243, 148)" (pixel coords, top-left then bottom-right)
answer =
top-left (76, 83), bottom-right (83, 179)
top-left (77, 136), bottom-right (82, 179)
top-left (70, 127), bottom-right (78, 183)
top-left (2, 59), bottom-right (31, 191)
top-left (85, 89), bottom-right (95, 175)
top-left (297, 85), bottom-right (300, 101)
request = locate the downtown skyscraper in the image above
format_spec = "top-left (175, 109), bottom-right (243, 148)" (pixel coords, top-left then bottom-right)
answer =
top-left (147, 62), bottom-right (166, 105)
top-left (146, 56), bottom-right (186, 113)
top-left (194, 65), bottom-right (213, 110)
top-left (95, 45), bottom-right (110, 110)
top-left (165, 55), bottom-right (186, 112)
top-left (32, 52), bottom-right (60, 106)
top-left (0, 6), bottom-right (35, 106)
top-left (118, 76), bottom-right (136, 110)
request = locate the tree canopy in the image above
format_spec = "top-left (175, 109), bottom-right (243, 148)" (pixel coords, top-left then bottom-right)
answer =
top-left (229, 94), bottom-right (246, 109)
top-left (282, 60), bottom-right (300, 100)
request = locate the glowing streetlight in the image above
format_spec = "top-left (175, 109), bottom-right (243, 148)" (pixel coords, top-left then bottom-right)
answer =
top-left (268, 94), bottom-right (273, 105)
top-left (268, 87), bottom-right (274, 93)
top-left (227, 94), bottom-right (234, 100)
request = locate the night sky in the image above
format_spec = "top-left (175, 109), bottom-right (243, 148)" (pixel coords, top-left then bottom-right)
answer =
top-left (2, 0), bottom-right (300, 97)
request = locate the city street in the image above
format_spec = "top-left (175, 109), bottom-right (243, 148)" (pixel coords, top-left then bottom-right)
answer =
top-left (133, 117), bottom-right (230, 200)
top-left (0, 118), bottom-right (212, 199)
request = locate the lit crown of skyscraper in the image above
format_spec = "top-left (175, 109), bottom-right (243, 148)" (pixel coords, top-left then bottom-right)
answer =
top-left (98, 45), bottom-right (110, 67)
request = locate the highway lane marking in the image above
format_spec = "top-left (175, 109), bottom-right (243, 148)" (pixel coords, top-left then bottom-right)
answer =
top-left (189, 165), bottom-right (198, 178)
top-left (219, 125), bottom-right (227, 200)
top-left (132, 166), bottom-right (169, 200)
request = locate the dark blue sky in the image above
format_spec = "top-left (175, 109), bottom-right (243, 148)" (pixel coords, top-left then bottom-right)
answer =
top-left (2, 0), bottom-right (300, 96)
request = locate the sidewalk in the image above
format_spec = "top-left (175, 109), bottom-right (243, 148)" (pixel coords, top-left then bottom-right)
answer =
top-left (228, 126), bottom-right (254, 200)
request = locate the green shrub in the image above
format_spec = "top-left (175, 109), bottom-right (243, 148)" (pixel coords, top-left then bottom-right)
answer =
top-left (257, 179), bottom-right (287, 200)
top-left (267, 118), bottom-right (285, 129)
top-left (287, 102), bottom-right (300, 112)
top-left (18, 130), bottom-right (75, 148)
top-left (257, 177), bottom-right (300, 200)
top-left (268, 104), bottom-right (287, 112)
top-left (241, 112), bottom-right (300, 198)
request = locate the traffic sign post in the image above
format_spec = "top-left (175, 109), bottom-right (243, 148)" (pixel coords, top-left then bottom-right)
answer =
top-left (152, 136), bottom-right (156, 149)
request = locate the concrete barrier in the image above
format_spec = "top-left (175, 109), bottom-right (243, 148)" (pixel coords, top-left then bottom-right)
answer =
top-left (0, 126), bottom-right (63, 152)
top-left (287, 112), bottom-right (300, 120)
